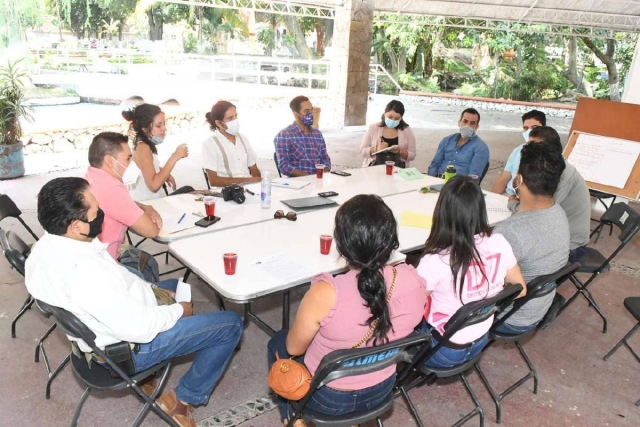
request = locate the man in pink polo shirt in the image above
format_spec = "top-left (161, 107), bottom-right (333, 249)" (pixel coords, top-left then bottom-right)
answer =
top-left (85, 132), bottom-right (163, 260)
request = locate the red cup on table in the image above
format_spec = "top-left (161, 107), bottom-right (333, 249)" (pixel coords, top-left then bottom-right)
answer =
top-left (316, 164), bottom-right (325, 179)
top-left (223, 253), bottom-right (238, 275)
top-left (385, 161), bottom-right (394, 176)
top-left (204, 196), bottom-right (216, 219)
top-left (320, 234), bottom-right (332, 255)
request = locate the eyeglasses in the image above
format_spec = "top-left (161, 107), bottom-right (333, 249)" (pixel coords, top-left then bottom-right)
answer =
top-left (274, 210), bottom-right (297, 221)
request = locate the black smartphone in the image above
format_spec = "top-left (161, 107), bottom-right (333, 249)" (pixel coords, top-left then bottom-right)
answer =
top-left (195, 216), bottom-right (221, 228)
top-left (330, 170), bottom-right (351, 177)
top-left (318, 191), bottom-right (339, 198)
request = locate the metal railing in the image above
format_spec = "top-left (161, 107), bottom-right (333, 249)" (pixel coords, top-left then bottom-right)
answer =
top-left (32, 49), bottom-right (331, 90)
top-left (369, 63), bottom-right (402, 94)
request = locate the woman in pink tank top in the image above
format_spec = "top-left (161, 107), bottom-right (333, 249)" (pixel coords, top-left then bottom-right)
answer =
top-left (267, 195), bottom-right (426, 426)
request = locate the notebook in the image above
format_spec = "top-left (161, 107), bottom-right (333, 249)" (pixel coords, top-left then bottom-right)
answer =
top-left (400, 211), bottom-right (433, 229)
top-left (281, 196), bottom-right (339, 211)
top-left (271, 178), bottom-right (310, 190)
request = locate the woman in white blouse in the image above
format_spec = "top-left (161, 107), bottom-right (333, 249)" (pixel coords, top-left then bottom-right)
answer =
top-left (359, 100), bottom-right (417, 168)
top-left (122, 103), bottom-right (191, 201)
top-left (202, 100), bottom-right (262, 187)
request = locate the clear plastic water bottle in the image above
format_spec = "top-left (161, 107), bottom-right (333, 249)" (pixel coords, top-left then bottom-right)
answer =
top-left (261, 171), bottom-right (271, 209)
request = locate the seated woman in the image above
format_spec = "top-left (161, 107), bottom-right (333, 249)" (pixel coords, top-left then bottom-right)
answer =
top-left (416, 176), bottom-right (526, 368)
top-left (267, 194), bottom-right (426, 426)
top-left (359, 100), bottom-right (416, 168)
top-left (122, 103), bottom-right (192, 201)
top-left (202, 100), bottom-right (262, 187)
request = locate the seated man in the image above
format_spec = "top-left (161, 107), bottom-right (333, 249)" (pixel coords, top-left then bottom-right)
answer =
top-left (427, 108), bottom-right (489, 178)
top-left (495, 142), bottom-right (570, 333)
top-left (507, 126), bottom-right (590, 263)
top-left (274, 95), bottom-right (332, 177)
top-left (492, 109), bottom-right (546, 195)
top-left (202, 100), bottom-right (262, 187)
top-left (85, 132), bottom-right (163, 261)
top-left (26, 177), bottom-right (243, 427)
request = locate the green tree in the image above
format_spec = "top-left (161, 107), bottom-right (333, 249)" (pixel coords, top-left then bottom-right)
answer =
top-left (0, 0), bottom-right (45, 46)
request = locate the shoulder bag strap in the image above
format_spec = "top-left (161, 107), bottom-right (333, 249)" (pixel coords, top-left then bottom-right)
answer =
top-left (352, 266), bottom-right (398, 349)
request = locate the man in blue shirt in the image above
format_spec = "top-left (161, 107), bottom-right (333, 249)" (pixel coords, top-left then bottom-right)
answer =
top-left (491, 110), bottom-right (546, 195)
top-left (427, 108), bottom-right (490, 178)
top-left (274, 95), bottom-right (332, 177)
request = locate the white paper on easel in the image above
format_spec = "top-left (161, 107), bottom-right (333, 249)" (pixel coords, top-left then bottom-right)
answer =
top-left (567, 133), bottom-right (640, 189)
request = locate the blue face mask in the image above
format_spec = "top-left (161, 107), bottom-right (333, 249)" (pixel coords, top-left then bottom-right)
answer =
top-left (385, 118), bottom-right (400, 128)
top-left (522, 129), bottom-right (531, 143)
top-left (150, 135), bottom-right (164, 145)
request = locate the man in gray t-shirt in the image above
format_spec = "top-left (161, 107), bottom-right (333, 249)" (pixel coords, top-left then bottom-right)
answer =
top-left (495, 141), bottom-right (570, 331)
top-left (507, 126), bottom-right (590, 262)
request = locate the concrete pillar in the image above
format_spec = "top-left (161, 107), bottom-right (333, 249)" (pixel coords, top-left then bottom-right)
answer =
top-left (622, 39), bottom-right (640, 104)
top-left (330, 0), bottom-right (374, 127)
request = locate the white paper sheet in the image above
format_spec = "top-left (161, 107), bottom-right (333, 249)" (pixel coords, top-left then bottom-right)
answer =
top-left (161, 213), bottom-right (199, 235)
top-left (251, 253), bottom-right (313, 284)
top-left (175, 280), bottom-right (191, 303)
top-left (568, 133), bottom-right (640, 189)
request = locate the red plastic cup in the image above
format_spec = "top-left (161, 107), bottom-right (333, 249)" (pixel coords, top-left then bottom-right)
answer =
top-left (385, 161), bottom-right (394, 176)
top-left (316, 164), bottom-right (325, 179)
top-left (320, 235), bottom-right (332, 255)
top-left (204, 196), bottom-right (216, 219)
top-left (223, 253), bottom-right (237, 275)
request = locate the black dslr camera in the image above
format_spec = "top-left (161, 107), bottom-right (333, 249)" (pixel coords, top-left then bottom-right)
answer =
top-left (222, 184), bottom-right (246, 204)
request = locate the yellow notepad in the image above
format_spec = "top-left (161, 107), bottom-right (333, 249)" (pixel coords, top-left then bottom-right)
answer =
top-left (400, 211), bottom-right (433, 229)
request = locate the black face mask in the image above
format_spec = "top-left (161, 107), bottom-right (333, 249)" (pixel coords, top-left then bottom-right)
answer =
top-left (80, 208), bottom-right (104, 239)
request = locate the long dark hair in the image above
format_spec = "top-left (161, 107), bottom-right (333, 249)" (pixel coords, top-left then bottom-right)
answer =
top-left (379, 100), bottom-right (409, 130)
top-left (422, 176), bottom-right (492, 301)
top-left (334, 194), bottom-right (400, 344)
top-left (121, 103), bottom-right (162, 154)
top-left (205, 100), bottom-right (235, 131)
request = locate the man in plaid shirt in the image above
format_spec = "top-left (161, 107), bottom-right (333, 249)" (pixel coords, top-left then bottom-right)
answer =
top-left (274, 96), bottom-right (332, 177)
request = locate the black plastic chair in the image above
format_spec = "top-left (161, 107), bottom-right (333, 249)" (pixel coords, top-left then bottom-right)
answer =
top-left (559, 203), bottom-right (640, 333)
top-left (1, 229), bottom-right (71, 399)
top-left (274, 152), bottom-right (282, 178)
top-left (286, 331), bottom-right (432, 427)
top-left (474, 263), bottom-right (579, 424)
top-left (0, 194), bottom-right (39, 242)
top-left (604, 297), bottom-right (640, 365)
top-left (35, 300), bottom-right (180, 427)
top-left (396, 283), bottom-right (524, 427)
top-left (479, 162), bottom-right (490, 185)
top-left (589, 189), bottom-right (616, 238)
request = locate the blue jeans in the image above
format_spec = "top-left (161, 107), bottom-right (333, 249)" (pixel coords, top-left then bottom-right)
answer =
top-left (132, 311), bottom-right (243, 405)
top-left (494, 322), bottom-right (537, 334)
top-left (122, 265), bottom-right (178, 292)
top-left (267, 329), bottom-right (395, 422)
top-left (419, 320), bottom-right (488, 369)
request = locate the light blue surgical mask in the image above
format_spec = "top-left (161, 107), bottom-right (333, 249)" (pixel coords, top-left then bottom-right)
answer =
top-left (385, 118), bottom-right (400, 128)
top-left (522, 129), bottom-right (531, 143)
top-left (150, 135), bottom-right (164, 145)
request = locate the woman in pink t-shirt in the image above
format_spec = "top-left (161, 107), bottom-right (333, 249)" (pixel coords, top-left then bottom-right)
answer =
top-left (267, 195), bottom-right (426, 426)
top-left (416, 176), bottom-right (526, 368)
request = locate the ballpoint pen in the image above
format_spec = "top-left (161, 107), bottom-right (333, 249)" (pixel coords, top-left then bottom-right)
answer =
top-left (245, 188), bottom-right (255, 195)
top-left (177, 213), bottom-right (186, 224)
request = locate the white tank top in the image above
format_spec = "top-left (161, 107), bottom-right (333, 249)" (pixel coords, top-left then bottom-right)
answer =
top-left (124, 153), bottom-right (164, 202)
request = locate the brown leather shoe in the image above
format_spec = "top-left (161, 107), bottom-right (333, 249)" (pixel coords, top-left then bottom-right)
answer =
top-left (138, 377), bottom-right (158, 397)
top-left (156, 390), bottom-right (195, 427)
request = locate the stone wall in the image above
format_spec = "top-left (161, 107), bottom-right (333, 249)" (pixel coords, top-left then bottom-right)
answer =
top-left (400, 91), bottom-right (576, 118)
top-left (22, 110), bottom-right (207, 155)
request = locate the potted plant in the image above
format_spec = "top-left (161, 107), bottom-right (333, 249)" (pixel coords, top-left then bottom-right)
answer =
top-left (0, 58), bottom-right (33, 180)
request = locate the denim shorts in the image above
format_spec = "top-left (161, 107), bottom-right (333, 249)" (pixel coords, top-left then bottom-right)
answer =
top-left (419, 320), bottom-right (489, 369)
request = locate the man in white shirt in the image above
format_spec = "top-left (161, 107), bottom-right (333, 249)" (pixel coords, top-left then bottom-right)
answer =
top-left (26, 177), bottom-right (243, 427)
top-left (202, 100), bottom-right (262, 187)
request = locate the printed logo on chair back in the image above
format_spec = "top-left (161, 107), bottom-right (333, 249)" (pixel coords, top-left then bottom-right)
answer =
top-left (342, 348), bottom-right (400, 367)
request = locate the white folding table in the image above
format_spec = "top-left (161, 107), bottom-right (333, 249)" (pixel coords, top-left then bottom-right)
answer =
top-left (168, 184), bottom-right (512, 334)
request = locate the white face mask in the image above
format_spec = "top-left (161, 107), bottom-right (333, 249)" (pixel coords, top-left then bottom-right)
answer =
top-left (110, 156), bottom-right (128, 179)
top-left (224, 119), bottom-right (240, 136)
top-left (522, 129), bottom-right (531, 143)
top-left (460, 125), bottom-right (475, 139)
top-left (512, 174), bottom-right (522, 198)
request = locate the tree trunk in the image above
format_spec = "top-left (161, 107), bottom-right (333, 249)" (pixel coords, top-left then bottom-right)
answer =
top-left (147, 7), bottom-right (163, 41)
top-left (55, 0), bottom-right (64, 41)
top-left (564, 37), bottom-right (592, 96)
top-left (282, 15), bottom-right (313, 60)
top-left (581, 37), bottom-right (620, 101)
top-left (198, 7), bottom-right (203, 42)
top-left (315, 24), bottom-right (324, 57)
top-left (398, 47), bottom-right (407, 74)
top-left (386, 47), bottom-right (398, 74)
top-left (322, 19), bottom-right (333, 49)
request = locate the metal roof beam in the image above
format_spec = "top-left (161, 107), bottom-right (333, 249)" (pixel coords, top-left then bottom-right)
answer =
top-left (158, 0), bottom-right (336, 19)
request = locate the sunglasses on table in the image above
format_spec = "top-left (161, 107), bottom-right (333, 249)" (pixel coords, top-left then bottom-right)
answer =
top-left (274, 210), bottom-right (297, 221)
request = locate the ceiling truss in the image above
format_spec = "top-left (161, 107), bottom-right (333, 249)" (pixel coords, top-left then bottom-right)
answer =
top-left (159, 0), bottom-right (335, 19)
